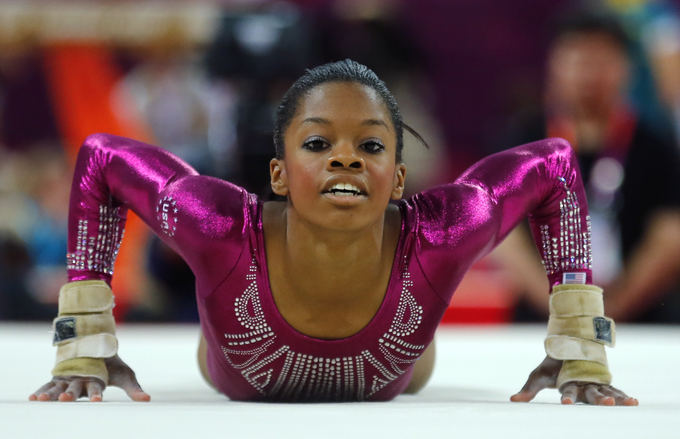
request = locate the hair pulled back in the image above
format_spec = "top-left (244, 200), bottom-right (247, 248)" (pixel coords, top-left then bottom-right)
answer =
top-left (273, 59), bottom-right (418, 163)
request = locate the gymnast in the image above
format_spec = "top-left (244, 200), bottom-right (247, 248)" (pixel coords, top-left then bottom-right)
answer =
top-left (30, 59), bottom-right (637, 405)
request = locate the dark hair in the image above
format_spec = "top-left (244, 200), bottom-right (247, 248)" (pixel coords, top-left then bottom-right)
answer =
top-left (272, 59), bottom-right (426, 162)
top-left (551, 8), bottom-right (630, 51)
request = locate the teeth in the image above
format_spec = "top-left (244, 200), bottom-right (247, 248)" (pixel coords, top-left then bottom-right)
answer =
top-left (329, 183), bottom-right (361, 194)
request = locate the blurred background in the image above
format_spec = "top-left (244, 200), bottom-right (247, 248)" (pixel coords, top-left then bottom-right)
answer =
top-left (0, 0), bottom-right (678, 325)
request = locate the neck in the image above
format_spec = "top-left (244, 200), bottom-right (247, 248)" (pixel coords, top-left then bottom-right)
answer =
top-left (281, 206), bottom-right (389, 306)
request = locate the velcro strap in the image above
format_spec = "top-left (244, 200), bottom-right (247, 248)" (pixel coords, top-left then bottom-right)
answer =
top-left (58, 280), bottom-right (114, 314)
top-left (547, 316), bottom-right (616, 347)
top-left (545, 335), bottom-right (608, 365)
top-left (550, 284), bottom-right (604, 317)
top-left (556, 360), bottom-right (612, 389)
top-left (56, 333), bottom-right (118, 363)
top-left (52, 313), bottom-right (116, 345)
top-left (52, 357), bottom-right (109, 385)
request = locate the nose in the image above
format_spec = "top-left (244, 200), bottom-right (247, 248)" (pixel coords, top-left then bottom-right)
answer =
top-left (327, 144), bottom-right (364, 171)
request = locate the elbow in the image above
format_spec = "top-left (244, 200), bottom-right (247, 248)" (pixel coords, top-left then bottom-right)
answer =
top-left (81, 133), bottom-right (114, 151)
top-left (544, 137), bottom-right (580, 184)
top-left (547, 137), bottom-right (576, 158)
top-left (75, 133), bottom-right (118, 171)
top-left (78, 133), bottom-right (119, 163)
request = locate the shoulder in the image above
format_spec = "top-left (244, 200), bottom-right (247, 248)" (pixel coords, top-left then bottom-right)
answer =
top-left (161, 175), bottom-right (256, 242)
top-left (402, 183), bottom-right (496, 247)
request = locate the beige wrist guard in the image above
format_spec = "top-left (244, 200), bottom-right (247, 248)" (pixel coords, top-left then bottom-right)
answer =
top-left (545, 284), bottom-right (615, 389)
top-left (51, 280), bottom-right (118, 385)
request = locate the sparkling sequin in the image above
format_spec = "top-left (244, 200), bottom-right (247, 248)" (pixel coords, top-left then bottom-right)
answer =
top-left (220, 261), bottom-right (424, 401)
top-left (66, 205), bottom-right (124, 275)
top-left (156, 195), bottom-right (178, 237)
top-left (539, 178), bottom-right (593, 275)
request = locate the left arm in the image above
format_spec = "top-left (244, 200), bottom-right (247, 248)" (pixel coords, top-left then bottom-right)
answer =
top-left (414, 137), bottom-right (591, 302)
top-left (413, 138), bottom-right (636, 405)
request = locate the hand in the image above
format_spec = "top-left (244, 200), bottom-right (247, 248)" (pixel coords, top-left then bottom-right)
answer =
top-left (510, 356), bottom-right (638, 406)
top-left (29, 355), bottom-right (150, 402)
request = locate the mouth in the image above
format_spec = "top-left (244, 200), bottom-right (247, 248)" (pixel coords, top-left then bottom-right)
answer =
top-left (322, 182), bottom-right (367, 197)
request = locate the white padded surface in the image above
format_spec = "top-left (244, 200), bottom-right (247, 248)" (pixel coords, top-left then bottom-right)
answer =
top-left (2, 323), bottom-right (677, 438)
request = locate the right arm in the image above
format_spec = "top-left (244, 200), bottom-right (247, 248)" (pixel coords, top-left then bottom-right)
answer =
top-left (65, 133), bottom-right (249, 293)
top-left (31, 133), bottom-right (249, 402)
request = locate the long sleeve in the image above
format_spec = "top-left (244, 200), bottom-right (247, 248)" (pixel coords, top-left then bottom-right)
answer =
top-left (408, 138), bottom-right (592, 303)
top-left (66, 133), bottom-right (250, 296)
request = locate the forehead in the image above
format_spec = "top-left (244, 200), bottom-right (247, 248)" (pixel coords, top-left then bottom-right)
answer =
top-left (554, 32), bottom-right (626, 56)
top-left (294, 82), bottom-right (392, 124)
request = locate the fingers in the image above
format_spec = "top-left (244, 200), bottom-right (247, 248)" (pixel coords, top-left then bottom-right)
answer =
top-left (601, 385), bottom-right (639, 406)
top-left (40, 380), bottom-right (68, 401)
top-left (107, 358), bottom-right (150, 402)
top-left (58, 380), bottom-right (84, 402)
top-left (86, 380), bottom-right (103, 402)
top-left (560, 382), bottom-right (640, 406)
top-left (585, 384), bottom-right (614, 405)
top-left (29, 382), bottom-right (56, 401)
top-left (510, 374), bottom-right (554, 402)
top-left (560, 383), bottom-right (578, 405)
top-left (31, 378), bottom-right (105, 402)
top-left (511, 363), bottom-right (559, 403)
top-left (119, 373), bottom-right (151, 402)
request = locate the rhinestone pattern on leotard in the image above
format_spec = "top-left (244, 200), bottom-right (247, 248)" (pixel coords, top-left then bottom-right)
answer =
top-left (539, 177), bottom-right (593, 275)
top-left (66, 205), bottom-right (124, 275)
top-left (220, 258), bottom-right (425, 401)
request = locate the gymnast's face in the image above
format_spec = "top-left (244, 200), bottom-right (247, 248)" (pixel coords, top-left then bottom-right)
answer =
top-left (270, 81), bottom-right (406, 231)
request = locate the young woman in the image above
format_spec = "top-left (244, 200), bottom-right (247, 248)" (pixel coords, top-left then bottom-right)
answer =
top-left (30, 60), bottom-right (637, 405)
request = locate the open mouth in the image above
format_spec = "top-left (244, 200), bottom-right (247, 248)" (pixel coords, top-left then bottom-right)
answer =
top-left (323, 183), bottom-right (366, 197)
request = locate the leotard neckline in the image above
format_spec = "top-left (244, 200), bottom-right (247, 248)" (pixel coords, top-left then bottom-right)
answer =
top-left (254, 200), bottom-right (407, 344)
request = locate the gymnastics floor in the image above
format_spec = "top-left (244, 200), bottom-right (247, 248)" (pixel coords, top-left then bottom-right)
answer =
top-left (2, 323), bottom-right (678, 438)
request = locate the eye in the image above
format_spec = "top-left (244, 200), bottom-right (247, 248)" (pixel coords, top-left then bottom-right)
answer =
top-left (302, 137), bottom-right (330, 152)
top-left (361, 140), bottom-right (385, 154)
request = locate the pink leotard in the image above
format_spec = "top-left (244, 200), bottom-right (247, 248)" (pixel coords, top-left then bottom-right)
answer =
top-left (66, 133), bottom-right (592, 401)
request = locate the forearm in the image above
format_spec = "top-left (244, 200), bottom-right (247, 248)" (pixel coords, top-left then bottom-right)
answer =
top-left (66, 133), bottom-right (198, 283)
top-left (458, 137), bottom-right (592, 285)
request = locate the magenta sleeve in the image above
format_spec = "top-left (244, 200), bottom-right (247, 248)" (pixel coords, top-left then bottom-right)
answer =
top-left (410, 138), bottom-right (592, 303)
top-left (66, 133), bottom-right (249, 294)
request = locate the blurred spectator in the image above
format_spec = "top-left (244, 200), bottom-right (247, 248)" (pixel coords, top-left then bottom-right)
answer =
top-left (0, 232), bottom-right (56, 320)
top-left (0, 51), bottom-right (61, 151)
top-left (496, 8), bottom-right (680, 322)
top-left (604, 0), bottom-right (680, 148)
top-left (0, 149), bottom-right (66, 319)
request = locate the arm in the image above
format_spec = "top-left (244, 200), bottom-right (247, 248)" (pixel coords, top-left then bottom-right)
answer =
top-left (31, 133), bottom-right (248, 402)
top-left (414, 137), bottom-right (591, 302)
top-left (65, 133), bottom-right (248, 292)
top-left (414, 138), bottom-right (636, 405)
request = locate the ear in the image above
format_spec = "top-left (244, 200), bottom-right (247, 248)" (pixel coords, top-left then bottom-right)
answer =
top-left (391, 163), bottom-right (407, 200)
top-left (270, 158), bottom-right (289, 197)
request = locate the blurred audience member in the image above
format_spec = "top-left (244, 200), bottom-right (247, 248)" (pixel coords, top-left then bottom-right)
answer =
top-left (0, 148), bottom-right (67, 319)
top-left (497, 9), bottom-right (680, 322)
top-left (605, 0), bottom-right (680, 148)
top-left (0, 232), bottom-right (55, 320)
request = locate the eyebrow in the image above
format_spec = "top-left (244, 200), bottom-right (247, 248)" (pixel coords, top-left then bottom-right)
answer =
top-left (301, 117), bottom-right (390, 130)
top-left (361, 119), bottom-right (390, 130)
top-left (301, 117), bottom-right (331, 125)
